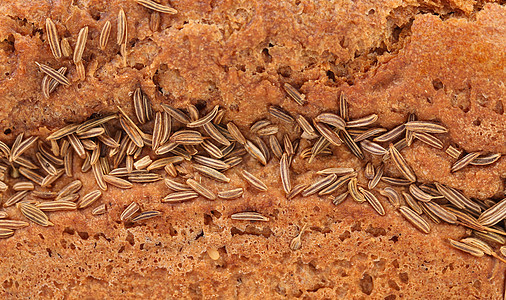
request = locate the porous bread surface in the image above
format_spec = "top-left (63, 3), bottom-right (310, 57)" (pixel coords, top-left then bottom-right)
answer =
top-left (0, 0), bottom-right (505, 299)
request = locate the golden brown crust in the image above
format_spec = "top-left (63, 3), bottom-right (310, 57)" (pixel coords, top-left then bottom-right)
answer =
top-left (0, 0), bottom-right (504, 299)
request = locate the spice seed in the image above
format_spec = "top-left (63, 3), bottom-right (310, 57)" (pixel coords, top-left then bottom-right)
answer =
top-left (186, 178), bottom-right (216, 200)
top-left (77, 190), bottom-right (102, 209)
top-left (117, 9), bottom-right (127, 45)
top-left (398, 206), bottom-right (430, 234)
top-left (283, 82), bottom-right (306, 105)
top-left (73, 26), bottom-right (88, 64)
top-left (280, 153), bottom-right (291, 194)
top-left (448, 238), bottom-right (484, 257)
top-left (451, 152), bottom-right (482, 173)
top-left (92, 204), bottom-right (107, 215)
top-left (241, 170), bottom-right (268, 192)
top-left (231, 212), bottom-right (269, 222)
top-left (303, 174), bottom-right (337, 197)
top-left (132, 210), bottom-right (161, 222)
top-left (359, 187), bottom-right (385, 216)
top-left (388, 144), bottom-right (416, 182)
top-left (0, 228), bottom-right (14, 239)
top-left (45, 18), bottom-right (62, 59)
top-left (286, 183), bottom-right (308, 200)
top-left (99, 20), bottom-right (111, 50)
top-left (162, 191), bottom-right (199, 203)
top-left (0, 219), bottom-right (29, 229)
top-left (120, 202), bottom-right (140, 221)
top-left (218, 188), bottom-right (244, 200)
top-left (135, 0), bottom-right (178, 14)
top-left (18, 202), bottom-right (54, 226)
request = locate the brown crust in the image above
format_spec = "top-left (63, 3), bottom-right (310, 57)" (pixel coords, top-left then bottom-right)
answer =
top-left (0, 0), bottom-right (504, 298)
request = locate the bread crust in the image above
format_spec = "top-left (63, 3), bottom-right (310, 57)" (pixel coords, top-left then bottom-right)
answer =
top-left (0, 0), bottom-right (504, 298)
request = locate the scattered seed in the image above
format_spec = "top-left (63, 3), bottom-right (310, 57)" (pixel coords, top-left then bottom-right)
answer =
top-left (73, 26), bottom-right (88, 64)
top-left (251, 119), bottom-right (272, 133)
top-left (445, 145), bottom-right (462, 159)
top-left (399, 206), bottom-right (430, 234)
top-left (0, 228), bottom-right (15, 239)
top-left (360, 187), bottom-right (385, 215)
top-left (268, 106), bottom-right (294, 123)
top-left (186, 178), bottom-right (216, 200)
top-left (353, 128), bottom-right (387, 142)
top-left (448, 238), bottom-right (484, 257)
top-left (339, 93), bottom-right (349, 121)
top-left (314, 122), bottom-right (342, 146)
top-left (92, 163), bottom-right (107, 191)
top-left (409, 184), bottom-right (433, 202)
top-left (218, 188), bottom-right (244, 200)
top-left (413, 132), bottom-right (443, 149)
top-left (451, 152), bottom-right (482, 172)
top-left (244, 140), bottom-right (267, 165)
top-left (361, 140), bottom-right (387, 156)
top-left (37, 200), bottom-right (77, 212)
top-left (470, 153), bottom-right (501, 166)
top-left (280, 153), bottom-right (291, 194)
top-left (11, 136), bottom-right (38, 162)
top-left (283, 83), bottom-right (306, 105)
top-left (379, 187), bottom-right (401, 209)
top-left (188, 105), bottom-right (219, 128)
top-left (127, 173), bottom-right (161, 183)
top-left (60, 38), bottom-right (72, 57)
top-left (373, 124), bottom-right (405, 143)
top-left (290, 224), bottom-right (307, 250)
top-left (314, 113), bottom-right (346, 131)
top-left (339, 130), bottom-right (364, 160)
top-left (117, 9), bottom-right (127, 45)
top-left (473, 231), bottom-right (506, 245)
top-left (102, 175), bottom-right (133, 189)
top-left (45, 18), bottom-right (62, 59)
top-left (380, 177), bottom-right (411, 186)
top-left (368, 164), bottom-right (384, 190)
top-left (0, 219), bottom-right (29, 229)
top-left (286, 183), bottom-right (308, 200)
top-left (231, 212), bottom-right (269, 222)
top-left (99, 20), bottom-right (111, 50)
top-left (67, 134), bottom-right (86, 159)
top-left (435, 183), bottom-right (481, 214)
top-left (77, 190), bottom-right (102, 209)
top-left (170, 130), bottom-right (203, 145)
top-left (92, 204), bottom-right (107, 215)
top-left (478, 198), bottom-right (506, 227)
top-left (120, 202), bottom-right (139, 221)
top-left (119, 117), bottom-right (144, 148)
top-left (402, 191), bottom-right (422, 214)
top-left (4, 191), bottom-right (30, 207)
top-left (135, 0), bottom-right (178, 14)
top-left (388, 144), bottom-right (416, 182)
top-left (346, 114), bottom-right (378, 128)
top-left (405, 121), bottom-right (448, 134)
top-left (318, 172), bottom-right (356, 195)
top-left (203, 123), bottom-right (231, 146)
top-left (18, 202), bottom-right (53, 226)
top-left (56, 180), bottom-right (82, 200)
top-left (192, 164), bottom-right (230, 183)
top-left (405, 113), bottom-right (416, 146)
top-left (303, 174), bottom-right (337, 197)
top-left (76, 115), bottom-right (118, 134)
top-left (316, 168), bottom-right (355, 176)
top-left (132, 210), bottom-right (161, 222)
top-left (163, 191), bottom-right (199, 203)
top-left (241, 170), bottom-right (268, 192)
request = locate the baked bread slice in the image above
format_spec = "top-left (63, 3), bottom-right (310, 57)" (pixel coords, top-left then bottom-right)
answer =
top-left (0, 0), bottom-right (504, 298)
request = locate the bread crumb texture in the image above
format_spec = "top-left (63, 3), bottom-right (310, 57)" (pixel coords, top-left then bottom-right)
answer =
top-left (0, 0), bottom-right (505, 299)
